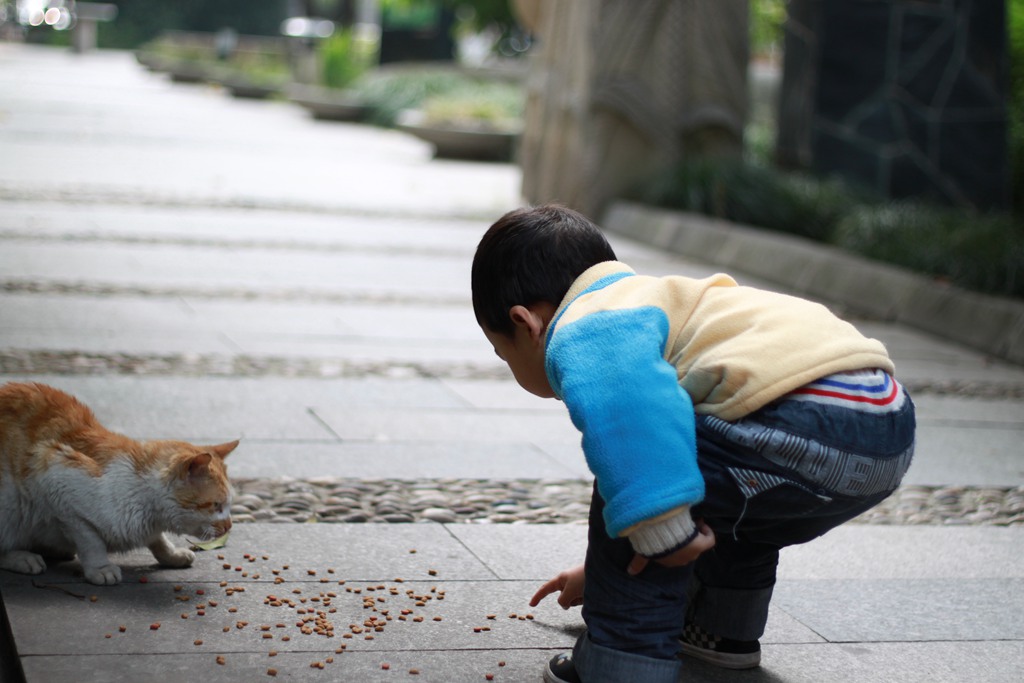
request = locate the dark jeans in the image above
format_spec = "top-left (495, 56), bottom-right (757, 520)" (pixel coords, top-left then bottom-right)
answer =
top-left (571, 392), bottom-right (916, 683)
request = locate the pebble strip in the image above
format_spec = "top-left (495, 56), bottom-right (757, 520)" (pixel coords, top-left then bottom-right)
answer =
top-left (230, 479), bottom-right (1024, 527)
top-left (3, 349), bottom-right (1023, 398)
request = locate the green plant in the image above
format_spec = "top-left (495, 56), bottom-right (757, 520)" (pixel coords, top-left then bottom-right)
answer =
top-left (1009, 0), bottom-right (1023, 216)
top-left (834, 203), bottom-right (1024, 298)
top-left (633, 157), bottom-right (1024, 300)
top-left (350, 67), bottom-right (477, 126)
top-left (750, 0), bottom-right (786, 57)
top-left (633, 158), bottom-right (858, 242)
top-left (319, 30), bottom-right (376, 89)
top-left (420, 80), bottom-right (523, 130)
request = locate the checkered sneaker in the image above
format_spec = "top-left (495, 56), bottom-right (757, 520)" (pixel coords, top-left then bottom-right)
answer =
top-left (680, 623), bottom-right (761, 669)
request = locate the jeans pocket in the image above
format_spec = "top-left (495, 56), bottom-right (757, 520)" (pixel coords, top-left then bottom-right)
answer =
top-left (723, 466), bottom-right (833, 539)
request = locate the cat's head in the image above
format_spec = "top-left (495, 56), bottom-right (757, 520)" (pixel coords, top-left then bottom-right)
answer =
top-left (154, 439), bottom-right (239, 540)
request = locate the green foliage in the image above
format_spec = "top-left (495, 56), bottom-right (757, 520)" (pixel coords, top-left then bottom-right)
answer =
top-left (420, 80), bottom-right (523, 130)
top-left (1009, 0), bottom-right (1024, 215)
top-left (834, 204), bottom-right (1024, 298)
top-left (633, 159), bottom-right (857, 243)
top-left (320, 30), bottom-right (376, 89)
top-left (750, 0), bottom-right (786, 56)
top-left (350, 67), bottom-right (479, 126)
top-left (633, 158), bottom-right (1024, 300)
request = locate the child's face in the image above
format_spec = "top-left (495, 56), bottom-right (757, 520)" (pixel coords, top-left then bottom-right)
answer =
top-left (483, 320), bottom-right (555, 399)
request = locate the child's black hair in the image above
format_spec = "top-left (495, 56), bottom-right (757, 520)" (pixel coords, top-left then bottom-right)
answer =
top-left (472, 204), bottom-right (617, 337)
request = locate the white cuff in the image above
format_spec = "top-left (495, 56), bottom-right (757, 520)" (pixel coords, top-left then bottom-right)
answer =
top-left (626, 507), bottom-right (698, 558)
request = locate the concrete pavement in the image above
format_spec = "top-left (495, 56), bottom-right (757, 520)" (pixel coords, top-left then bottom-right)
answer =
top-left (1, 43), bottom-right (1023, 682)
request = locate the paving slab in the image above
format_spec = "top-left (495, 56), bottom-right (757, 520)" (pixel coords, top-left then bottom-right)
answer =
top-left (5, 525), bottom-right (1022, 682)
top-left (230, 441), bottom-right (585, 480)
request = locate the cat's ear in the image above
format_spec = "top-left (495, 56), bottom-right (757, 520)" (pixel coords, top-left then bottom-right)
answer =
top-left (186, 452), bottom-right (213, 479)
top-left (208, 440), bottom-right (239, 460)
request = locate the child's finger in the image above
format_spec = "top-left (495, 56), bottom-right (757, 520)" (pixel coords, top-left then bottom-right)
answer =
top-left (529, 577), bottom-right (562, 606)
top-left (626, 554), bottom-right (648, 576)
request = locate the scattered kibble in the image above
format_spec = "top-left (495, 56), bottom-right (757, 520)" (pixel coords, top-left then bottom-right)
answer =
top-left (194, 640), bottom-right (203, 646)
top-left (216, 656), bottom-right (226, 666)
top-left (267, 669), bottom-right (277, 677)
top-left (149, 623), bottom-right (160, 631)
top-left (409, 669), bottom-right (420, 675)
top-left (118, 626), bottom-right (126, 633)
top-left (381, 663), bottom-right (390, 670)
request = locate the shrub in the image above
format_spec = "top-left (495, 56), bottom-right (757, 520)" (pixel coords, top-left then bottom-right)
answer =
top-left (634, 158), bottom-right (1024, 300)
top-left (350, 67), bottom-right (494, 127)
top-left (420, 80), bottom-right (523, 130)
top-left (834, 203), bottom-right (1024, 299)
top-left (319, 30), bottom-right (376, 90)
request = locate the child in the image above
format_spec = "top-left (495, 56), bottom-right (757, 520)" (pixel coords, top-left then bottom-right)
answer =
top-left (471, 204), bottom-right (915, 683)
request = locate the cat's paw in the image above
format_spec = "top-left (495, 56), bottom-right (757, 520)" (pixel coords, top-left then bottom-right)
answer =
top-left (156, 546), bottom-right (195, 568)
top-left (84, 563), bottom-right (122, 586)
top-left (0, 550), bottom-right (47, 575)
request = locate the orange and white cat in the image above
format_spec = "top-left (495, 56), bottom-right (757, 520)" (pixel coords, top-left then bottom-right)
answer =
top-left (0, 382), bottom-right (238, 585)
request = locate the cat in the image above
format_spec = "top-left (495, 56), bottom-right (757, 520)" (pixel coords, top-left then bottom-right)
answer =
top-left (0, 381), bottom-right (238, 586)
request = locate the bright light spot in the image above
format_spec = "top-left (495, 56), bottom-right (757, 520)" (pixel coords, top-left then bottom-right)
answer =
top-left (28, 9), bottom-right (44, 26)
top-left (43, 7), bottom-right (60, 25)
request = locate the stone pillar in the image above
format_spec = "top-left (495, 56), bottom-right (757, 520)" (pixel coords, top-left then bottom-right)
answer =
top-left (519, 0), bottom-right (749, 218)
top-left (776, 0), bottom-right (1009, 210)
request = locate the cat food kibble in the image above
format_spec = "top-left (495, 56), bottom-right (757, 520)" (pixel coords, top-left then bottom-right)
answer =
top-left (149, 622), bottom-right (160, 630)
top-left (267, 669), bottom-right (277, 677)
top-left (216, 656), bottom-right (226, 666)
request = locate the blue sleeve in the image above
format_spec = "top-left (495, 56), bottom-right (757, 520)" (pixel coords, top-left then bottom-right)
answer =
top-left (545, 306), bottom-right (705, 538)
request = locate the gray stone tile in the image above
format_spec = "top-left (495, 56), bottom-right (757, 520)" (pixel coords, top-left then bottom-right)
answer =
top-left (0, 330), bottom-right (238, 355)
top-left (778, 526), bottom-right (1024, 580)
top-left (310, 407), bottom-right (582, 444)
top-left (0, 242), bottom-right (471, 299)
top-left (772, 578), bottom-right (1024, 642)
top-left (0, 375), bottom-right (468, 438)
top-left (680, 641), bottom-right (1024, 683)
top-left (0, 202), bottom-right (484, 252)
top-left (19, 649), bottom-right (570, 683)
top-left (2, 578), bottom-right (579, 656)
top-left (0, 376), bottom-right (331, 442)
top-left (913, 395), bottom-right (1024, 426)
top-left (226, 336), bottom-right (499, 366)
top-left (0, 525), bottom-right (493, 586)
top-left (531, 442), bottom-right (591, 478)
top-left (447, 525), bottom-right (589, 581)
top-left (0, 292), bottom-right (196, 332)
top-left (438, 379), bottom-right (564, 412)
top-left (906, 423), bottom-right (1024, 486)
top-left (231, 440), bottom-right (584, 479)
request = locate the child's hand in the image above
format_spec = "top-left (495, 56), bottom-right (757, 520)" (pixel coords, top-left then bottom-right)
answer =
top-left (627, 520), bottom-right (715, 576)
top-left (529, 564), bottom-right (585, 610)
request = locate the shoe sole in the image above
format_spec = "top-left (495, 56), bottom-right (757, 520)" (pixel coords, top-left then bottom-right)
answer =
top-left (680, 641), bottom-right (761, 669)
top-left (543, 667), bottom-right (573, 683)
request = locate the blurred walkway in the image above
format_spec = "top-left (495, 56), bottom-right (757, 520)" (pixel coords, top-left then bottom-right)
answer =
top-left (1, 44), bottom-right (1023, 682)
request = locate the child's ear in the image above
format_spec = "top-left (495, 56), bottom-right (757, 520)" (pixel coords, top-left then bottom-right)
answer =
top-left (508, 304), bottom-right (551, 343)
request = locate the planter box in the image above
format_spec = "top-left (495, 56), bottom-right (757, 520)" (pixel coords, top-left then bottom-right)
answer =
top-left (286, 84), bottom-right (369, 122)
top-left (396, 110), bottom-right (519, 162)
